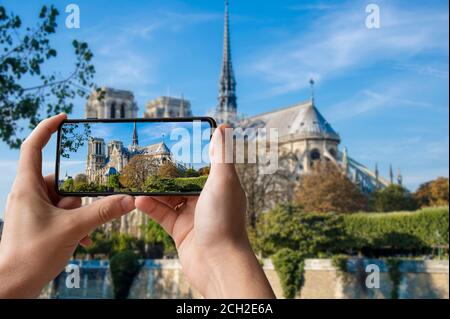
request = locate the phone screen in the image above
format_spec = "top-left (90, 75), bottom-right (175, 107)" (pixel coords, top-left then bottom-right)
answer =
top-left (56, 118), bottom-right (215, 195)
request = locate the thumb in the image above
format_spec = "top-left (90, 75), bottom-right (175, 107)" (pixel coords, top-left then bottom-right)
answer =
top-left (74, 195), bottom-right (135, 234)
top-left (209, 124), bottom-right (237, 176)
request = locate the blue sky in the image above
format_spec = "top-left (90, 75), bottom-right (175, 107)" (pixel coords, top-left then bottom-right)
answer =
top-left (0, 0), bottom-right (448, 216)
top-left (59, 121), bottom-right (212, 178)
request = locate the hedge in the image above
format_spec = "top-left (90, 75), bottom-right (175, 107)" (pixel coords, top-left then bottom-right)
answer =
top-left (343, 207), bottom-right (449, 252)
top-left (174, 176), bottom-right (208, 191)
top-left (257, 206), bottom-right (449, 257)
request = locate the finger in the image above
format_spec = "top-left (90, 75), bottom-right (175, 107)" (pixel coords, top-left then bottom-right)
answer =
top-left (135, 196), bottom-right (178, 236)
top-left (18, 113), bottom-right (67, 180)
top-left (150, 196), bottom-right (187, 209)
top-left (79, 235), bottom-right (92, 247)
top-left (43, 174), bottom-right (61, 205)
top-left (209, 124), bottom-right (238, 177)
top-left (57, 197), bottom-right (82, 210)
top-left (73, 195), bottom-right (135, 235)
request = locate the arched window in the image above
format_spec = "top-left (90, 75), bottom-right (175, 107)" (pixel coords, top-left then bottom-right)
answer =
top-left (310, 149), bottom-right (321, 161)
top-left (120, 104), bottom-right (126, 118)
top-left (111, 102), bottom-right (116, 118)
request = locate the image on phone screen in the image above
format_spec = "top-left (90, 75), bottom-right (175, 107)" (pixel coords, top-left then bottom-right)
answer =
top-left (56, 118), bottom-right (215, 195)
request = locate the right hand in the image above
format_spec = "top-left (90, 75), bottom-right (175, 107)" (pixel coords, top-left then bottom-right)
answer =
top-left (135, 125), bottom-right (275, 298)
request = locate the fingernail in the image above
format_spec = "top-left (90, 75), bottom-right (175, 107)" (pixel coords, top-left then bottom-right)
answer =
top-left (121, 195), bottom-right (135, 211)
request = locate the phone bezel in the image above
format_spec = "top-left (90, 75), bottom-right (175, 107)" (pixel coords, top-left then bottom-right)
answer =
top-left (55, 117), bottom-right (217, 197)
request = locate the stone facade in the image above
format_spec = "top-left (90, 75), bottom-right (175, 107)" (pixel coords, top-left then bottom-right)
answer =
top-left (144, 96), bottom-right (192, 118)
top-left (85, 124), bottom-right (177, 184)
top-left (85, 87), bottom-right (138, 119)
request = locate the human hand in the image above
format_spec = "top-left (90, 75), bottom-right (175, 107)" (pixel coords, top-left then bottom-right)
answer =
top-left (0, 114), bottom-right (136, 298)
top-left (135, 125), bottom-right (275, 298)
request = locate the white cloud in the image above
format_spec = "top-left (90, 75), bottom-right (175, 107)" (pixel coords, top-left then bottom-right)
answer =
top-left (245, 2), bottom-right (449, 96)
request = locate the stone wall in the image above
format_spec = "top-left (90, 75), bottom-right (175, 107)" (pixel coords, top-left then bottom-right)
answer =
top-left (41, 258), bottom-right (449, 299)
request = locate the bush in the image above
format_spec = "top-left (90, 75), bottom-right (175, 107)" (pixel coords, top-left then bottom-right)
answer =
top-left (110, 251), bottom-right (141, 299)
top-left (143, 220), bottom-right (176, 258)
top-left (271, 248), bottom-right (305, 298)
top-left (174, 176), bottom-right (208, 191)
top-left (370, 184), bottom-right (418, 212)
top-left (343, 207), bottom-right (449, 254)
top-left (144, 176), bottom-right (177, 192)
top-left (257, 205), bottom-right (449, 258)
top-left (183, 168), bottom-right (200, 178)
top-left (257, 204), bottom-right (348, 257)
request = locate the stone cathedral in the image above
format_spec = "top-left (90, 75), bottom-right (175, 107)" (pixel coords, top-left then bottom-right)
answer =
top-left (83, 0), bottom-right (401, 238)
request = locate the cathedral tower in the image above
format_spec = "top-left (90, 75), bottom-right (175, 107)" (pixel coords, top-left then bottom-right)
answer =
top-left (86, 137), bottom-right (106, 183)
top-left (85, 87), bottom-right (138, 119)
top-left (215, 0), bottom-right (237, 124)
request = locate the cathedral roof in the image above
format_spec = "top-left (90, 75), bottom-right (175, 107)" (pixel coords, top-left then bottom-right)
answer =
top-left (144, 142), bottom-right (171, 155)
top-left (241, 100), bottom-right (340, 141)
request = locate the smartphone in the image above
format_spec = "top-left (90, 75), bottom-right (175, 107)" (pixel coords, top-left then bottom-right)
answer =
top-left (55, 117), bottom-right (216, 196)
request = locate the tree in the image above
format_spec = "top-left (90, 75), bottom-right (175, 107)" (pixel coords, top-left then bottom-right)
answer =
top-left (62, 177), bottom-right (74, 192)
top-left (0, 5), bottom-right (96, 148)
top-left (119, 155), bottom-right (159, 191)
top-left (371, 184), bottom-right (418, 212)
top-left (74, 173), bottom-right (87, 186)
top-left (108, 173), bottom-right (121, 190)
top-left (142, 220), bottom-right (176, 258)
top-left (198, 166), bottom-right (210, 176)
top-left (429, 177), bottom-right (449, 207)
top-left (257, 204), bottom-right (346, 257)
top-left (183, 168), bottom-right (200, 178)
top-left (237, 161), bottom-right (288, 227)
top-left (158, 162), bottom-right (181, 178)
top-left (414, 181), bottom-right (432, 207)
top-left (60, 123), bottom-right (91, 158)
top-left (295, 161), bottom-right (368, 213)
top-left (415, 177), bottom-right (449, 208)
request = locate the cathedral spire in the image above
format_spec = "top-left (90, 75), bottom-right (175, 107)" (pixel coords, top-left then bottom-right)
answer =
top-left (132, 122), bottom-right (138, 146)
top-left (389, 164), bottom-right (394, 185)
top-left (216, 0), bottom-right (237, 124)
top-left (397, 167), bottom-right (403, 186)
top-left (309, 78), bottom-right (315, 105)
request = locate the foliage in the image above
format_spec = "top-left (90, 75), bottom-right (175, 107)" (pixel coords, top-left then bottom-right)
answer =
top-left (386, 258), bottom-right (403, 299)
top-left (271, 248), bottom-right (305, 298)
top-left (0, 5), bottom-right (96, 148)
top-left (295, 161), bottom-right (368, 213)
top-left (109, 251), bottom-right (141, 299)
top-left (370, 184), bottom-right (418, 212)
top-left (257, 204), bottom-right (347, 257)
top-left (144, 176), bottom-right (177, 192)
top-left (142, 220), bottom-right (176, 258)
top-left (173, 176), bottom-right (208, 192)
top-left (120, 155), bottom-right (158, 191)
top-left (414, 177), bottom-right (449, 208)
top-left (331, 254), bottom-right (352, 284)
top-left (183, 168), bottom-right (200, 178)
top-left (111, 233), bottom-right (145, 256)
top-left (61, 178), bottom-right (74, 192)
top-left (73, 173), bottom-right (87, 186)
top-left (71, 182), bottom-right (110, 192)
top-left (197, 166), bottom-right (210, 176)
top-left (343, 207), bottom-right (449, 254)
top-left (60, 123), bottom-right (91, 158)
top-left (257, 205), bottom-right (449, 258)
top-left (158, 162), bottom-right (181, 178)
top-left (108, 173), bottom-right (121, 190)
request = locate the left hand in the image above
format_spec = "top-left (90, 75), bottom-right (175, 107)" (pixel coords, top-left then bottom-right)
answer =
top-left (0, 113), bottom-right (136, 298)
